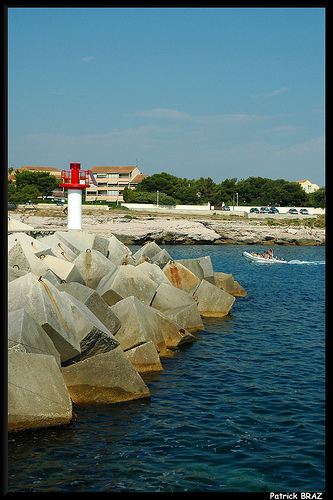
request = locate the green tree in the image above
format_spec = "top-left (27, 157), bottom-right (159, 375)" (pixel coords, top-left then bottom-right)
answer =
top-left (14, 170), bottom-right (59, 198)
top-left (308, 187), bottom-right (325, 208)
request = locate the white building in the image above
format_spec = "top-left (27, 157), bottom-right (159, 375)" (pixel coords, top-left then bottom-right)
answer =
top-left (296, 180), bottom-right (320, 193)
top-left (85, 166), bottom-right (148, 202)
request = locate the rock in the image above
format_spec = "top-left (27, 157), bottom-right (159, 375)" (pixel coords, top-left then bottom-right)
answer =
top-left (154, 309), bottom-right (196, 347)
top-left (61, 292), bottom-right (120, 366)
top-left (55, 282), bottom-right (121, 335)
top-left (124, 341), bottom-right (163, 374)
top-left (163, 260), bottom-right (201, 294)
top-left (73, 249), bottom-right (117, 289)
top-left (136, 261), bottom-right (171, 286)
top-left (96, 265), bottom-right (158, 306)
top-left (176, 255), bottom-right (216, 285)
top-left (111, 296), bottom-right (169, 354)
top-left (8, 308), bottom-right (61, 367)
top-left (8, 351), bottom-right (72, 432)
top-left (61, 348), bottom-right (150, 405)
top-left (42, 255), bottom-right (85, 284)
top-left (8, 273), bottom-right (81, 364)
top-left (193, 279), bottom-right (235, 317)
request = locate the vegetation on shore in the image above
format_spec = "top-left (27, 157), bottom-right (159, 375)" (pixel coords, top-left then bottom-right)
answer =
top-left (8, 169), bottom-right (325, 209)
top-left (124, 172), bottom-right (325, 208)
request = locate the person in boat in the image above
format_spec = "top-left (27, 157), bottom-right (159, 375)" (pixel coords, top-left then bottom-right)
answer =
top-left (268, 248), bottom-right (273, 259)
top-left (262, 251), bottom-right (266, 258)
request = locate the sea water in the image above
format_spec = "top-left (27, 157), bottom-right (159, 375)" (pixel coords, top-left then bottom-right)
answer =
top-left (7, 245), bottom-right (325, 492)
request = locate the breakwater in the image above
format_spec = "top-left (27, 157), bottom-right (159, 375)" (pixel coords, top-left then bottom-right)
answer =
top-left (8, 244), bottom-right (325, 492)
top-left (8, 230), bottom-right (246, 433)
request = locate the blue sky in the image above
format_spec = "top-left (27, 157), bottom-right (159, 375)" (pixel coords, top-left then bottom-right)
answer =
top-left (8, 7), bottom-right (325, 186)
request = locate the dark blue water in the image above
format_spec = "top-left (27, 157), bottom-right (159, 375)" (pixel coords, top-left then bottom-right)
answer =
top-left (7, 245), bottom-right (325, 492)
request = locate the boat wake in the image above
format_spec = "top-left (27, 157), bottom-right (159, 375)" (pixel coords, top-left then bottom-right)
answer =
top-left (287, 259), bottom-right (325, 265)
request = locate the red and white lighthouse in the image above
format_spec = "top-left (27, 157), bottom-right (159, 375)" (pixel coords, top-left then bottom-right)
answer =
top-left (59, 163), bottom-right (97, 230)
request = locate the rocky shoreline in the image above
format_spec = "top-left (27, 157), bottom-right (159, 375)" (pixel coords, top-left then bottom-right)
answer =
top-left (9, 209), bottom-right (325, 246)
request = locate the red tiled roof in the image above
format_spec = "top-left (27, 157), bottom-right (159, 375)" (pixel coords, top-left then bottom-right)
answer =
top-left (22, 166), bottom-right (61, 172)
top-left (91, 166), bottom-right (137, 173)
top-left (131, 174), bottom-right (148, 183)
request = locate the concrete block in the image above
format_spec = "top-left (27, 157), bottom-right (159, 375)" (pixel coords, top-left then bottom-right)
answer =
top-left (151, 248), bottom-right (173, 269)
top-left (111, 296), bottom-right (168, 354)
top-left (133, 241), bottom-right (163, 263)
top-left (8, 352), bottom-right (72, 432)
top-left (107, 234), bottom-right (133, 265)
top-left (96, 265), bottom-right (158, 306)
top-left (41, 269), bottom-right (62, 286)
top-left (8, 265), bottom-right (27, 282)
top-left (8, 232), bottom-right (53, 258)
top-left (136, 261), bottom-right (171, 286)
top-left (55, 231), bottom-right (88, 256)
top-left (214, 272), bottom-right (235, 294)
top-left (161, 303), bottom-right (204, 333)
top-left (154, 309), bottom-right (197, 347)
top-left (8, 273), bottom-right (81, 364)
top-left (73, 249), bottom-right (117, 289)
top-left (124, 341), bottom-right (163, 374)
top-left (193, 279), bottom-right (235, 317)
top-left (8, 242), bottom-right (49, 276)
top-left (42, 255), bottom-right (85, 284)
top-left (61, 348), bottom-right (150, 405)
top-left (150, 282), bottom-right (196, 311)
top-left (8, 218), bottom-right (34, 231)
top-left (214, 272), bottom-right (246, 296)
top-left (163, 260), bottom-right (201, 294)
top-left (95, 270), bottom-right (124, 306)
top-left (61, 291), bottom-right (120, 365)
top-left (232, 280), bottom-right (247, 297)
top-left (56, 282), bottom-right (121, 335)
top-left (36, 233), bottom-right (77, 261)
top-left (176, 255), bottom-right (216, 285)
top-left (8, 309), bottom-right (61, 367)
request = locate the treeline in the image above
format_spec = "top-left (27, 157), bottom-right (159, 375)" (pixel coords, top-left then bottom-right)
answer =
top-left (8, 170), bottom-right (60, 204)
top-left (124, 172), bottom-right (325, 208)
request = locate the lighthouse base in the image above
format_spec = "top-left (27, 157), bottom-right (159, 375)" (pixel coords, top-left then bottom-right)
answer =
top-left (67, 189), bottom-right (83, 230)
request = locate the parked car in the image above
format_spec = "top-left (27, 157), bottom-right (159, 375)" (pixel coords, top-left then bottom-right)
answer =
top-left (269, 207), bottom-right (279, 214)
top-left (250, 207), bottom-right (259, 213)
top-left (287, 208), bottom-right (298, 214)
top-left (260, 207), bottom-right (270, 214)
top-left (300, 208), bottom-right (309, 215)
top-left (222, 205), bottom-right (230, 211)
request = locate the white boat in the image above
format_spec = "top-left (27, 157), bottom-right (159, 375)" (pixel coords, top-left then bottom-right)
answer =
top-left (242, 251), bottom-right (287, 264)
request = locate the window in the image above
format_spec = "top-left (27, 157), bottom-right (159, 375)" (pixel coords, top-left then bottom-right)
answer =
top-left (108, 173), bottom-right (119, 178)
top-left (96, 174), bottom-right (107, 178)
top-left (108, 190), bottom-right (119, 196)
